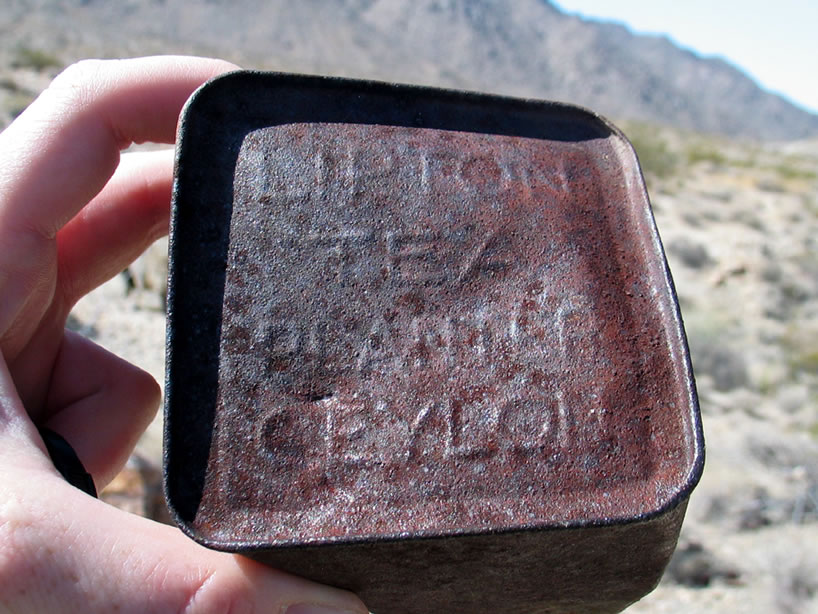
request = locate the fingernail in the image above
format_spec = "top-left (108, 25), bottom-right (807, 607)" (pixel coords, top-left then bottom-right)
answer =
top-left (285, 605), bottom-right (362, 614)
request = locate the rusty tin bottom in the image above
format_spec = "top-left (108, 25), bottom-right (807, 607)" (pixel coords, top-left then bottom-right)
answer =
top-left (165, 72), bottom-right (704, 614)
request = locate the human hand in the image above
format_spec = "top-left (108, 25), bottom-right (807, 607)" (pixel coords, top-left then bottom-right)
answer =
top-left (0, 56), bottom-right (369, 614)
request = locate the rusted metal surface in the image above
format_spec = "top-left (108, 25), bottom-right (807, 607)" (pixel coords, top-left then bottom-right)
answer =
top-left (165, 72), bottom-right (704, 614)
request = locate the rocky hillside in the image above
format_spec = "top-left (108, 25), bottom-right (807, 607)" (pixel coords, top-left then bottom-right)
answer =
top-left (623, 126), bottom-right (818, 613)
top-left (1, 0), bottom-right (818, 140)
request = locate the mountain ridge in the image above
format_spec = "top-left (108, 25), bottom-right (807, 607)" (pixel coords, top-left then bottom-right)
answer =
top-left (1, 0), bottom-right (816, 141)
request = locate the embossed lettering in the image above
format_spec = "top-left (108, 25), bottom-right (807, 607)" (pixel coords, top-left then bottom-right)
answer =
top-left (255, 135), bottom-right (571, 205)
top-left (308, 231), bottom-right (376, 281)
top-left (256, 392), bottom-right (577, 474)
top-left (386, 231), bottom-right (447, 286)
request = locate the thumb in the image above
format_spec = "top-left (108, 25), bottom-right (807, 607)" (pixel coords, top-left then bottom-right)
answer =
top-left (0, 470), bottom-right (369, 614)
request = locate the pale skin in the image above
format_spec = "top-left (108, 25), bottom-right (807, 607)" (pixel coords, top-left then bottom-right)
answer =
top-left (0, 56), bottom-right (369, 614)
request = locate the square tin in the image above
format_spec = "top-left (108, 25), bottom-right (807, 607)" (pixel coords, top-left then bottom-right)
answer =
top-left (164, 72), bottom-right (704, 614)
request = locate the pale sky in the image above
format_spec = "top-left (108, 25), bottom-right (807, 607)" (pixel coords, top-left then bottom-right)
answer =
top-left (551, 0), bottom-right (818, 115)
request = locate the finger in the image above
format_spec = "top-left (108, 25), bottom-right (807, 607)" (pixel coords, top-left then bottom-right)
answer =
top-left (0, 56), bottom-right (237, 237)
top-left (42, 330), bottom-right (161, 488)
top-left (57, 149), bottom-right (174, 306)
top-left (0, 56), bottom-right (237, 349)
top-left (0, 474), bottom-right (369, 614)
top-left (0, 351), bottom-right (44, 447)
